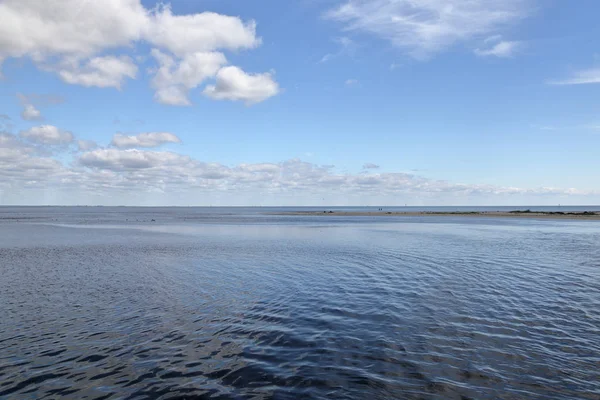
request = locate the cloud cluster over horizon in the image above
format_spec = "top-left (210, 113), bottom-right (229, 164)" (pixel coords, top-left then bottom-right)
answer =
top-left (0, 0), bottom-right (279, 106)
top-left (0, 126), bottom-right (595, 206)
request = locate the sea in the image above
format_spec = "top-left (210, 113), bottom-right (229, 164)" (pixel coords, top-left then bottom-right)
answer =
top-left (1, 206), bottom-right (599, 399)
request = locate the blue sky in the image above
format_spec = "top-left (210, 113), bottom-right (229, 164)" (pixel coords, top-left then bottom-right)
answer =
top-left (0, 0), bottom-right (599, 205)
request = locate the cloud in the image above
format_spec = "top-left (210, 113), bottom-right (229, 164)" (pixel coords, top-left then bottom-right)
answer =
top-left (79, 148), bottom-right (191, 170)
top-left (0, 137), bottom-right (596, 204)
top-left (474, 40), bottom-right (521, 58)
top-left (325, 0), bottom-right (529, 59)
top-left (51, 55), bottom-right (138, 89)
top-left (548, 67), bottom-right (600, 85)
top-left (150, 49), bottom-right (227, 106)
top-left (69, 151), bottom-right (600, 199)
top-left (319, 36), bottom-right (356, 63)
top-left (111, 132), bottom-right (181, 148)
top-left (17, 93), bottom-right (66, 121)
top-left (19, 125), bottom-right (74, 145)
top-left (17, 93), bottom-right (42, 120)
top-left (0, 132), bottom-right (73, 193)
top-left (363, 163), bottom-right (380, 169)
top-left (0, 0), bottom-right (277, 102)
top-left (146, 6), bottom-right (260, 56)
top-left (21, 104), bottom-right (42, 121)
top-left (319, 54), bottom-right (334, 63)
top-left (77, 140), bottom-right (98, 152)
top-left (0, 132), bottom-right (34, 158)
top-left (0, 115), bottom-right (12, 132)
top-left (345, 78), bottom-right (359, 86)
top-left (204, 66), bottom-right (279, 105)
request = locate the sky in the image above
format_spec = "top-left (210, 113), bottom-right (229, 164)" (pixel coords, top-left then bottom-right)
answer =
top-left (0, 0), bottom-right (599, 206)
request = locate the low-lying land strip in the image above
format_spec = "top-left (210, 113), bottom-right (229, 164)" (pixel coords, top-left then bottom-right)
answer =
top-left (272, 210), bottom-right (600, 220)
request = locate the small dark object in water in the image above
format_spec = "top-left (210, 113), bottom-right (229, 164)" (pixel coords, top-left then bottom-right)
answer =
top-left (151, 219), bottom-right (156, 222)
top-left (328, 211), bottom-right (334, 213)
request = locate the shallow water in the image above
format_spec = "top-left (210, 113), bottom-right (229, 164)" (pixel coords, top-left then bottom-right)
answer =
top-left (1, 207), bottom-right (599, 399)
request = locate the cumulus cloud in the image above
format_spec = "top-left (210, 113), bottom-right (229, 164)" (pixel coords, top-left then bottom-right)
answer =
top-left (475, 40), bottom-right (521, 58)
top-left (0, 132), bottom-right (65, 190)
top-left (548, 67), bottom-right (600, 85)
top-left (17, 93), bottom-right (41, 121)
top-left (79, 148), bottom-right (191, 170)
top-left (17, 93), bottom-right (66, 121)
top-left (150, 49), bottom-right (227, 106)
top-left (111, 132), bottom-right (181, 148)
top-left (77, 140), bottom-right (98, 152)
top-left (146, 7), bottom-right (260, 56)
top-left (325, 0), bottom-right (529, 58)
top-left (19, 125), bottom-right (74, 145)
top-left (21, 104), bottom-right (42, 121)
top-left (203, 66), bottom-right (280, 104)
top-left (0, 132), bottom-right (33, 157)
top-left (52, 55), bottom-right (138, 89)
top-left (0, 0), bottom-right (277, 103)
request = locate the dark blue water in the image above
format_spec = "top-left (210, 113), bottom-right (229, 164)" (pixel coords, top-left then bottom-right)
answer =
top-left (1, 207), bottom-right (599, 399)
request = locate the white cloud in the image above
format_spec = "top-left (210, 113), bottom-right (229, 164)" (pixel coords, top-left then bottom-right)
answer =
top-left (19, 125), bottom-right (74, 145)
top-left (17, 93), bottom-right (65, 120)
top-left (71, 150), bottom-right (595, 199)
top-left (0, 137), bottom-right (596, 204)
top-left (325, 0), bottom-right (529, 58)
top-left (111, 132), bottom-right (181, 148)
top-left (345, 79), bottom-right (359, 86)
top-left (146, 6), bottom-right (260, 56)
top-left (204, 66), bottom-right (279, 105)
top-left (0, 0), bottom-right (277, 103)
top-left (77, 140), bottom-right (98, 152)
top-left (79, 148), bottom-right (191, 170)
top-left (0, 0), bottom-right (148, 60)
top-left (17, 93), bottom-right (43, 120)
top-left (150, 49), bottom-right (227, 106)
top-left (21, 104), bottom-right (42, 121)
top-left (0, 132), bottom-right (73, 192)
top-left (52, 55), bottom-right (138, 89)
top-left (0, 132), bottom-right (33, 157)
top-left (475, 40), bottom-right (521, 58)
top-left (548, 67), bottom-right (600, 85)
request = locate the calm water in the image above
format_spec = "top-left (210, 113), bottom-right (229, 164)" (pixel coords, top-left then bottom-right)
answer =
top-left (1, 207), bottom-right (599, 399)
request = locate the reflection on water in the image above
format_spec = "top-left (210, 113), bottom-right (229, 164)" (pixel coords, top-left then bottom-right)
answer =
top-left (1, 208), bottom-right (600, 399)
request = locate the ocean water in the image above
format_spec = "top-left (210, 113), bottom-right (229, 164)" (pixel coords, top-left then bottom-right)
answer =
top-left (1, 207), bottom-right (599, 399)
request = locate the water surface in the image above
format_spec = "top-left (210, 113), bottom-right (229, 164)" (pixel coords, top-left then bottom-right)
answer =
top-left (1, 207), bottom-right (599, 399)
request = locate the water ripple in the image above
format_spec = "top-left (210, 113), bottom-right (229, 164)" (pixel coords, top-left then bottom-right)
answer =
top-left (1, 211), bottom-right (600, 399)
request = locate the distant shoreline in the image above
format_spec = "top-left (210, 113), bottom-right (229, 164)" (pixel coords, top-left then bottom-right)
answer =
top-left (270, 210), bottom-right (600, 220)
